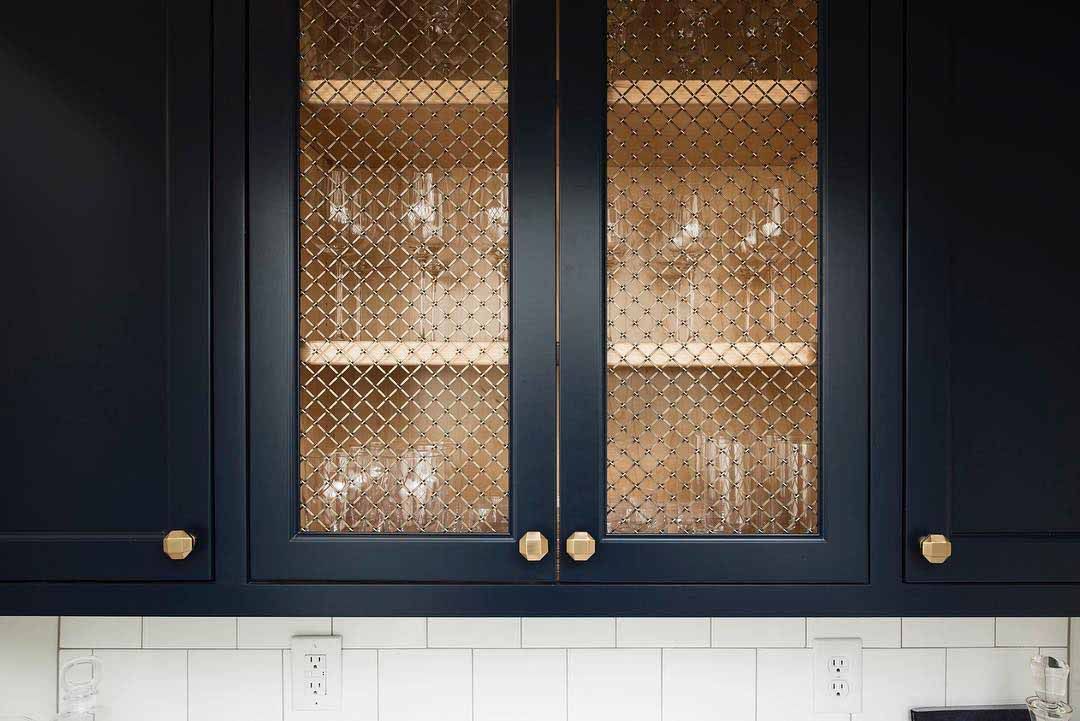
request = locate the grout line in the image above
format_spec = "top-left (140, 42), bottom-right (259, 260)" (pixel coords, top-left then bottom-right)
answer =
top-left (708, 617), bottom-right (713, 647)
top-left (279, 649), bottom-right (285, 721)
top-left (425, 617), bottom-right (430, 648)
top-left (186, 649), bottom-right (191, 721)
top-left (753, 647), bottom-right (759, 721)
top-left (659, 647), bottom-right (664, 721)
top-left (994, 618), bottom-right (999, 647)
top-left (376, 650), bottom-right (382, 721)
top-left (944, 642), bottom-right (949, 705)
top-left (565, 648), bottom-right (570, 721)
top-left (470, 648), bottom-right (476, 721)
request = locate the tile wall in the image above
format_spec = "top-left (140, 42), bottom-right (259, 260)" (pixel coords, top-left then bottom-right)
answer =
top-left (1, 617), bottom-right (1076, 721)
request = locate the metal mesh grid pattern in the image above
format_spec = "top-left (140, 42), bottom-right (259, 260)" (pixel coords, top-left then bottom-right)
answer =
top-left (606, 0), bottom-right (820, 535)
top-left (298, 0), bottom-right (510, 534)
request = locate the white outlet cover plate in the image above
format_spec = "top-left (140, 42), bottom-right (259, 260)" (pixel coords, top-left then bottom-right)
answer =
top-left (812, 637), bottom-right (862, 714)
top-left (290, 635), bottom-right (343, 711)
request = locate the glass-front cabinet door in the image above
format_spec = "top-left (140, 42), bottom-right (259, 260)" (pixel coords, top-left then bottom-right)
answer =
top-left (559, 0), bottom-right (870, 582)
top-left (249, 0), bottom-right (555, 581)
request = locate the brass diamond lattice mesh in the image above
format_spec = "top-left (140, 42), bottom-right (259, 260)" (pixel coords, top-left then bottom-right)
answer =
top-left (298, 0), bottom-right (510, 534)
top-left (606, 0), bottom-right (820, 535)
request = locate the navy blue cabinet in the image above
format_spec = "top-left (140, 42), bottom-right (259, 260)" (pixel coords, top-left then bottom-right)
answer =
top-left (0, 2), bottom-right (212, 582)
top-left (4, 0), bottom-right (1080, 614)
top-left (905, 1), bottom-right (1080, 583)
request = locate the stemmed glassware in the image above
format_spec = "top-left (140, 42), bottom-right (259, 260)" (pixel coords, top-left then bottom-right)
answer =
top-left (404, 171), bottom-right (446, 340)
top-left (658, 188), bottom-right (707, 343)
top-left (734, 181), bottom-right (787, 342)
top-left (319, 164), bottom-right (371, 341)
top-left (485, 171), bottom-right (510, 341)
top-left (397, 444), bottom-right (445, 532)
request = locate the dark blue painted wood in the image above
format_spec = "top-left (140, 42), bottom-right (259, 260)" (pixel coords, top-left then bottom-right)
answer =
top-left (0, 1), bottom-right (212, 581)
top-left (247, 0), bottom-right (557, 581)
top-left (905, 1), bottom-right (1080, 582)
top-left (558, 0), bottom-right (870, 583)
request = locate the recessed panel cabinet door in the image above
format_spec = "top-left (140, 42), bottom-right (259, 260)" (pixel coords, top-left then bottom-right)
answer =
top-left (0, 2), bottom-right (212, 580)
top-left (248, 0), bottom-right (556, 581)
top-left (559, 0), bottom-right (869, 582)
top-left (906, 3), bottom-right (1080, 582)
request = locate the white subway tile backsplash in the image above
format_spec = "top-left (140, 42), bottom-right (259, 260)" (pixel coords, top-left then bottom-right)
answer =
top-left (522, 617), bottom-right (616, 648)
top-left (93, 650), bottom-right (187, 721)
top-left (808, 618), bottom-right (901, 648)
top-left (333, 617), bottom-right (427, 648)
top-left (5, 614), bottom-right (1065, 721)
top-left (756, 649), bottom-right (812, 721)
top-left (284, 649), bottom-right (378, 721)
top-left (902, 618), bottom-right (994, 648)
top-left (712, 617), bottom-right (806, 648)
top-left (474, 649), bottom-right (567, 721)
top-left (428, 617), bottom-right (521, 648)
top-left (663, 649), bottom-right (755, 721)
top-left (144, 617), bottom-right (237, 649)
top-left (616, 617), bottom-right (709, 647)
top-left (59, 616), bottom-right (141, 648)
top-left (0, 616), bottom-right (58, 720)
top-left (237, 617), bottom-right (332, 648)
top-left (188, 650), bottom-right (283, 721)
top-left (996, 618), bottom-right (1068, 647)
top-left (946, 647), bottom-right (1037, 705)
top-left (854, 649), bottom-right (946, 721)
top-left (568, 649), bottom-right (661, 721)
top-left (379, 650), bottom-right (472, 721)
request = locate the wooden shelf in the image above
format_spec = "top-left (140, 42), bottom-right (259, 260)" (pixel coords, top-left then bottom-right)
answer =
top-left (303, 340), bottom-right (508, 367)
top-left (609, 341), bottom-right (815, 369)
top-left (303, 340), bottom-right (814, 369)
top-left (303, 79), bottom-right (507, 106)
top-left (303, 78), bottom-right (814, 108)
top-left (609, 79), bottom-right (816, 107)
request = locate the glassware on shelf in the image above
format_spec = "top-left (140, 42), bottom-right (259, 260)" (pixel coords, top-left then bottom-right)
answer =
top-left (734, 182), bottom-right (782, 343)
top-left (404, 171), bottom-right (447, 340)
top-left (786, 439), bottom-right (815, 532)
top-left (396, 444), bottom-right (445, 532)
top-left (485, 171), bottom-right (510, 341)
top-left (658, 188), bottom-right (707, 344)
top-left (695, 434), bottom-right (750, 533)
top-left (318, 164), bottom-right (370, 341)
top-left (318, 449), bottom-right (353, 532)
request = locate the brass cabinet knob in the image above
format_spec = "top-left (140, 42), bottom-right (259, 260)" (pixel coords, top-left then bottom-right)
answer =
top-left (518, 531), bottom-right (549, 562)
top-left (565, 531), bottom-right (596, 562)
top-left (919, 533), bottom-right (952, 564)
top-left (163, 530), bottom-right (196, 561)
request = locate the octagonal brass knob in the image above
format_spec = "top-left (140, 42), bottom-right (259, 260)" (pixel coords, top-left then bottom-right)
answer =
top-left (163, 530), bottom-right (196, 561)
top-left (518, 531), bottom-right (549, 562)
top-left (566, 531), bottom-right (596, 562)
top-left (919, 534), bottom-right (952, 564)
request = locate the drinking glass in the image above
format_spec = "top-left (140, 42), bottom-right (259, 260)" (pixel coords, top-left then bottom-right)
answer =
top-left (659, 189), bottom-right (706, 343)
top-left (398, 444), bottom-right (445, 532)
top-left (318, 449), bottom-right (352, 532)
top-left (787, 439), bottom-right (816, 532)
top-left (695, 434), bottom-right (749, 533)
top-left (404, 171), bottom-right (446, 340)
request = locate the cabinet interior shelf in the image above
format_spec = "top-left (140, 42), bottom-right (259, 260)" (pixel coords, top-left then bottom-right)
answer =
top-left (303, 79), bottom-right (815, 107)
top-left (302, 340), bottom-right (815, 369)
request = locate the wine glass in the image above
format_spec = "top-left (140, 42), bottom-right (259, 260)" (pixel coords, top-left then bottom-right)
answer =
top-left (318, 449), bottom-right (352, 532)
top-left (485, 171), bottom-right (510, 340)
top-left (397, 444), bottom-right (445, 531)
top-left (658, 188), bottom-right (706, 343)
top-left (318, 164), bottom-right (370, 341)
top-left (404, 171), bottom-right (447, 340)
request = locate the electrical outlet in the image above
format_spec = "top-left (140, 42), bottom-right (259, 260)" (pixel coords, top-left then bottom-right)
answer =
top-left (290, 636), bottom-right (342, 711)
top-left (828, 655), bottom-right (850, 675)
top-left (813, 637), bottom-right (862, 714)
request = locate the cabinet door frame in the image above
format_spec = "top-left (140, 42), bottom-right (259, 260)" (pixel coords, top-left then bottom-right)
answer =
top-left (904, 2), bottom-right (1080, 584)
top-left (558, 0), bottom-right (869, 584)
top-left (248, 0), bottom-right (557, 582)
top-left (0, 0), bottom-right (213, 582)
